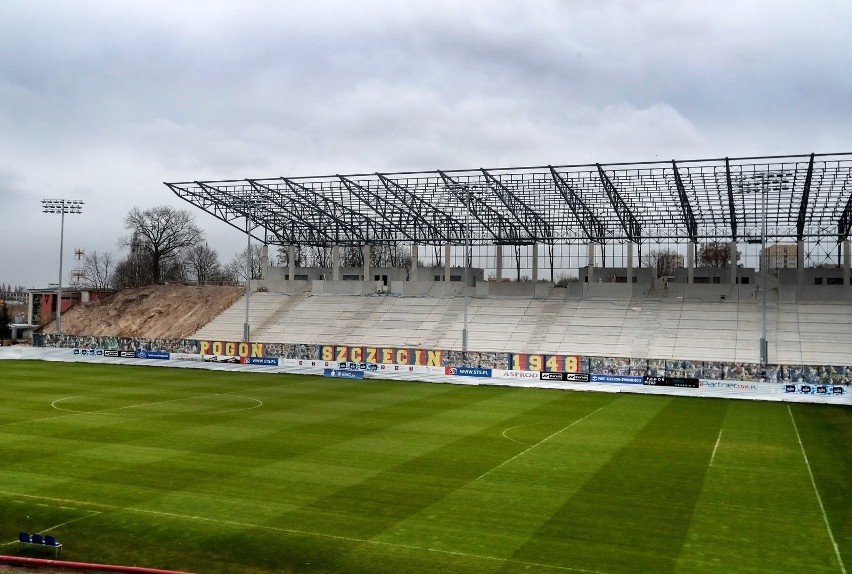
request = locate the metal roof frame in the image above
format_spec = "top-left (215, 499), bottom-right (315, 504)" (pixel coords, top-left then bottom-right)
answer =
top-left (166, 152), bottom-right (852, 248)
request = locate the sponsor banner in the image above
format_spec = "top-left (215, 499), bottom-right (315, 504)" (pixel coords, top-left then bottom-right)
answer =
top-left (338, 362), bottom-right (379, 372)
top-left (172, 353), bottom-right (202, 362)
top-left (590, 374), bottom-right (644, 385)
top-left (319, 345), bottom-right (442, 366)
top-left (198, 340), bottom-right (265, 358)
top-left (103, 349), bottom-right (120, 358)
top-left (136, 350), bottom-right (170, 360)
top-left (72, 348), bottom-right (103, 357)
top-left (700, 380), bottom-right (761, 391)
top-left (323, 368), bottom-right (365, 380)
top-left (782, 383), bottom-right (845, 395)
top-left (444, 366), bottom-right (493, 378)
top-left (120, 351), bottom-right (136, 358)
top-left (645, 376), bottom-right (700, 389)
top-left (281, 359), bottom-right (335, 368)
top-left (247, 357), bottom-right (279, 366)
top-left (538, 372), bottom-right (591, 382)
top-left (508, 353), bottom-right (581, 373)
top-left (493, 369), bottom-right (540, 380)
top-left (203, 355), bottom-right (240, 363)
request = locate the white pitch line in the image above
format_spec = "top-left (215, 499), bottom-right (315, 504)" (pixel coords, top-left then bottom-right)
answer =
top-left (501, 424), bottom-right (533, 446)
top-left (0, 380), bottom-right (300, 428)
top-left (0, 490), bottom-right (605, 573)
top-left (42, 511), bottom-right (101, 533)
top-left (788, 405), bottom-right (846, 574)
top-left (477, 405), bottom-right (606, 481)
top-left (709, 428), bottom-right (723, 467)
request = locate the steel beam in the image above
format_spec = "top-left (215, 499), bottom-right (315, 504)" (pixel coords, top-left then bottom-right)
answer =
top-left (596, 164), bottom-right (641, 242)
top-left (549, 166), bottom-right (606, 243)
top-left (796, 153), bottom-right (815, 242)
top-left (671, 160), bottom-right (698, 243)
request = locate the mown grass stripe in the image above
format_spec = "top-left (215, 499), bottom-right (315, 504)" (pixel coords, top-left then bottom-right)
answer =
top-left (509, 397), bottom-right (728, 573)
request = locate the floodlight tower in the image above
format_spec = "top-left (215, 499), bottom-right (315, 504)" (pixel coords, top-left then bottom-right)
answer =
top-left (41, 199), bottom-right (84, 337)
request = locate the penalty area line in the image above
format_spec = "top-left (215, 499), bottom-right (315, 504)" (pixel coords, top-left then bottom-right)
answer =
top-left (477, 405), bottom-right (606, 481)
top-left (709, 428), bottom-right (722, 467)
top-left (787, 405), bottom-right (846, 574)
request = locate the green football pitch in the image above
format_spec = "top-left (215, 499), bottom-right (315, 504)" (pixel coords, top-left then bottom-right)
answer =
top-left (0, 361), bottom-right (849, 574)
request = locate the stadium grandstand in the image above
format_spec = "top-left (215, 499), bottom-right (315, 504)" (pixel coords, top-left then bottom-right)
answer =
top-left (165, 152), bottom-right (852, 368)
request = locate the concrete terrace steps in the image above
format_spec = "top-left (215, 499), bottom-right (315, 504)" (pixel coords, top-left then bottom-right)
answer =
top-left (191, 291), bottom-right (851, 365)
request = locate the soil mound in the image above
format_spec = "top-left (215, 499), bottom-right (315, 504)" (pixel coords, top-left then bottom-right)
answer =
top-left (39, 285), bottom-right (244, 339)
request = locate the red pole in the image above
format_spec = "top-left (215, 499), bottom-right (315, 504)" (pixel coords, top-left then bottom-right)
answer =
top-left (0, 554), bottom-right (194, 574)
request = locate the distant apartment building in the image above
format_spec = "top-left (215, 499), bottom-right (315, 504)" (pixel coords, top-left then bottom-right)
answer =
top-left (762, 244), bottom-right (798, 270)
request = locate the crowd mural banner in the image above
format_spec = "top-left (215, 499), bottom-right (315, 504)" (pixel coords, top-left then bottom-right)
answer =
top-left (319, 345), bottom-right (443, 366)
top-left (32, 334), bottom-right (852, 386)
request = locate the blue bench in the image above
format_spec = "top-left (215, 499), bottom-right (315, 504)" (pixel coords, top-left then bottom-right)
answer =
top-left (18, 532), bottom-right (62, 556)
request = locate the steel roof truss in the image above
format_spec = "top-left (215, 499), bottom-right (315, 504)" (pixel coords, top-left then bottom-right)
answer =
top-left (596, 164), bottom-right (641, 241)
top-left (376, 174), bottom-right (464, 243)
top-left (671, 161), bottom-right (699, 243)
top-left (549, 166), bottom-right (606, 243)
top-left (480, 168), bottom-right (553, 240)
top-left (796, 153), bottom-right (815, 242)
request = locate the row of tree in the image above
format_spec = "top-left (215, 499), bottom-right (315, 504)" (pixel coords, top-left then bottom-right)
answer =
top-left (75, 205), bottom-right (740, 290)
top-left (78, 206), bottom-right (413, 290)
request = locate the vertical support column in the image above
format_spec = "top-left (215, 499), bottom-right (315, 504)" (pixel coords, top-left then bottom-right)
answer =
top-left (687, 241), bottom-right (695, 284)
top-left (260, 244), bottom-right (269, 280)
top-left (729, 241), bottom-right (738, 284)
top-left (531, 244), bottom-right (539, 282)
top-left (331, 245), bottom-right (340, 281)
top-left (495, 244), bottom-right (503, 280)
top-left (288, 245), bottom-right (296, 280)
top-left (844, 239), bottom-right (851, 286)
top-left (444, 244), bottom-right (451, 282)
top-left (626, 242), bottom-right (634, 286)
top-left (797, 240), bottom-right (805, 284)
top-left (409, 244), bottom-right (418, 281)
top-left (586, 243), bottom-right (595, 283)
top-left (362, 245), bottom-right (371, 282)
top-left (27, 292), bottom-right (34, 326)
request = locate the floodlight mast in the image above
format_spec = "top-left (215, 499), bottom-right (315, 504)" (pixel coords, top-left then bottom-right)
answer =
top-left (41, 199), bottom-right (84, 338)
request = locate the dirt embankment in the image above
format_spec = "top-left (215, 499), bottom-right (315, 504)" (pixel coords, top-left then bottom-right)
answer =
top-left (39, 285), bottom-right (244, 339)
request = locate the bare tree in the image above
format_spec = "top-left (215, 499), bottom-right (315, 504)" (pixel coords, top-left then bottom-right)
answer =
top-left (698, 242), bottom-right (740, 268)
top-left (645, 249), bottom-right (683, 278)
top-left (122, 206), bottom-right (204, 284)
top-left (307, 246), bottom-right (332, 268)
top-left (112, 238), bottom-right (153, 289)
top-left (185, 243), bottom-right (223, 285)
top-left (275, 245), bottom-right (305, 267)
top-left (223, 244), bottom-right (264, 282)
top-left (81, 251), bottom-right (114, 290)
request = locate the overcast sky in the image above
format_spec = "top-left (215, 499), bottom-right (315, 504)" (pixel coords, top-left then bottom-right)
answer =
top-left (1, 0), bottom-right (850, 288)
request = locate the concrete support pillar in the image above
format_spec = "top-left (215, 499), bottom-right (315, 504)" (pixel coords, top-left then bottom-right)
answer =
top-left (729, 241), bottom-right (738, 284)
top-left (626, 243), bottom-right (634, 285)
top-left (531, 244), bottom-right (539, 282)
top-left (362, 245), bottom-right (371, 282)
top-left (687, 241), bottom-right (695, 284)
top-left (409, 244), bottom-right (418, 281)
top-left (288, 245), bottom-right (296, 281)
top-left (797, 240), bottom-right (805, 285)
top-left (444, 244), bottom-right (451, 282)
top-left (587, 242), bottom-right (596, 283)
top-left (331, 245), bottom-right (340, 281)
top-left (260, 244), bottom-right (269, 280)
top-left (844, 239), bottom-right (851, 286)
top-left (496, 244), bottom-right (503, 280)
